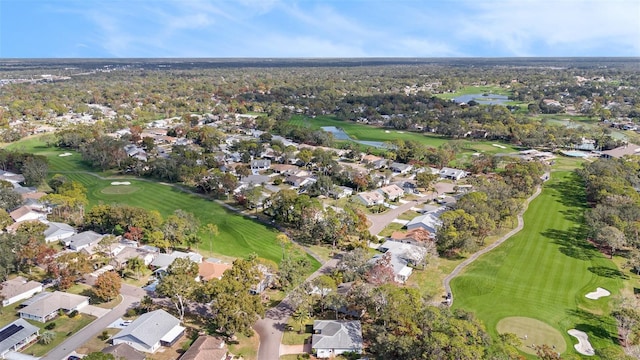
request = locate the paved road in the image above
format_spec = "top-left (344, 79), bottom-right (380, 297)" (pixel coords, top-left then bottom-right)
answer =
top-left (42, 284), bottom-right (145, 360)
top-left (366, 193), bottom-right (436, 236)
top-left (254, 257), bottom-right (340, 360)
top-left (442, 172), bottom-right (550, 306)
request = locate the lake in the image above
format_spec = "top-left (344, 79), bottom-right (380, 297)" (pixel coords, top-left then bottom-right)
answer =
top-left (321, 126), bottom-right (388, 148)
top-left (453, 93), bottom-right (510, 105)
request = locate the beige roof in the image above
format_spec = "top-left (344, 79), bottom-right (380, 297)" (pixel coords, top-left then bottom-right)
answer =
top-left (9, 206), bottom-right (41, 222)
top-left (19, 291), bottom-right (88, 318)
top-left (21, 192), bottom-right (47, 200)
top-left (198, 262), bottom-right (232, 281)
top-left (601, 143), bottom-right (640, 158)
top-left (180, 335), bottom-right (227, 360)
top-left (1, 276), bottom-right (42, 299)
top-left (379, 184), bottom-right (405, 198)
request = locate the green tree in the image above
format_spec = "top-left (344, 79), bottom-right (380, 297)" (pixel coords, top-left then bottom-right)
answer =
top-left (39, 331), bottom-right (55, 345)
top-left (415, 172), bottom-right (439, 191)
top-left (126, 257), bottom-right (145, 279)
top-left (156, 258), bottom-right (199, 321)
top-left (291, 307), bottom-right (310, 333)
top-left (597, 226), bottom-right (627, 258)
top-left (162, 210), bottom-right (200, 249)
top-left (208, 256), bottom-right (265, 338)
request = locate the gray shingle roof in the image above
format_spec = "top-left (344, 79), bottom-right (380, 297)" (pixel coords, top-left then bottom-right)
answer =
top-left (0, 319), bottom-right (39, 355)
top-left (112, 309), bottom-right (181, 350)
top-left (312, 320), bottom-right (363, 350)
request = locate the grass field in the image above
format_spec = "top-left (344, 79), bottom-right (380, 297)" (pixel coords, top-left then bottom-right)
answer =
top-left (288, 115), bottom-right (519, 157)
top-left (451, 171), bottom-right (624, 358)
top-left (4, 137), bottom-right (320, 268)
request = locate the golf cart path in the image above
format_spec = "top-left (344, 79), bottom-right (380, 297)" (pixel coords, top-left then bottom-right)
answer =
top-left (443, 171), bottom-right (550, 306)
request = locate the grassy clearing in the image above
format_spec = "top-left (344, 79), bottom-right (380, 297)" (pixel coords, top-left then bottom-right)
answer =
top-left (435, 85), bottom-right (511, 100)
top-left (228, 330), bottom-right (260, 360)
top-left (282, 318), bottom-right (313, 345)
top-left (26, 314), bottom-right (96, 357)
top-left (497, 317), bottom-right (567, 355)
top-left (451, 171), bottom-right (624, 358)
top-left (288, 115), bottom-right (519, 158)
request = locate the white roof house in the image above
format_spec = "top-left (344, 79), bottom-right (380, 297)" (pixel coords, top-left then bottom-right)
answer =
top-left (43, 221), bottom-right (76, 243)
top-left (112, 309), bottom-right (185, 353)
top-left (18, 291), bottom-right (89, 323)
top-left (390, 162), bottom-right (413, 174)
top-left (355, 191), bottom-right (385, 207)
top-left (0, 319), bottom-right (39, 358)
top-left (0, 277), bottom-right (43, 307)
top-left (376, 240), bottom-right (428, 283)
top-left (9, 206), bottom-right (46, 223)
top-left (438, 167), bottom-right (468, 181)
top-left (312, 320), bottom-right (363, 358)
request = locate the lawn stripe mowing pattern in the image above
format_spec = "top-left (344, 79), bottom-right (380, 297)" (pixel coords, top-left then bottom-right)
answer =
top-left (451, 171), bottom-right (623, 359)
top-left (6, 138), bottom-right (320, 268)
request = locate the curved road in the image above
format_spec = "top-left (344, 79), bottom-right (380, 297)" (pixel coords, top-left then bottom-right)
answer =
top-left (442, 172), bottom-right (550, 306)
top-left (254, 256), bottom-right (340, 360)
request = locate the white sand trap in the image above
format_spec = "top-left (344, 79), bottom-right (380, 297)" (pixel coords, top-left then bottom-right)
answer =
top-left (385, 130), bottom-right (390, 133)
top-left (568, 329), bottom-right (595, 356)
top-left (58, 152), bottom-right (72, 157)
top-left (110, 181), bottom-right (131, 185)
top-left (585, 287), bottom-right (610, 300)
top-left (492, 144), bottom-right (506, 149)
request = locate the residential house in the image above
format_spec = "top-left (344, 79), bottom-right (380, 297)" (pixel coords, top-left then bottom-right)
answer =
top-left (390, 228), bottom-right (434, 245)
top-left (361, 154), bottom-right (383, 164)
top-left (285, 174), bottom-right (316, 188)
top-left (112, 246), bottom-right (157, 268)
top-left (377, 184), bottom-right (405, 201)
top-left (250, 159), bottom-right (271, 172)
top-left (18, 291), bottom-right (89, 323)
top-left (150, 251), bottom-right (202, 273)
top-left (0, 171), bottom-right (24, 186)
top-left (101, 343), bottom-right (146, 360)
top-left (9, 206), bottom-right (46, 223)
top-left (355, 191), bottom-right (385, 207)
top-left (390, 162), bottom-right (413, 174)
top-left (0, 277), bottom-right (43, 306)
top-left (375, 240), bottom-right (428, 283)
top-left (64, 231), bottom-right (104, 251)
top-left (43, 221), bottom-right (76, 243)
top-left (239, 174), bottom-right (271, 187)
top-left (0, 319), bottom-right (39, 359)
top-left (438, 167), bottom-right (468, 181)
top-left (111, 309), bottom-right (185, 353)
top-left (406, 207), bottom-right (446, 234)
top-left (271, 164), bottom-right (299, 176)
top-left (179, 335), bottom-right (228, 360)
top-left (328, 186), bottom-right (354, 199)
top-left (601, 143), bottom-right (640, 159)
top-left (249, 264), bottom-right (274, 295)
top-left (198, 261), bottom-right (232, 282)
top-left (312, 320), bottom-right (363, 358)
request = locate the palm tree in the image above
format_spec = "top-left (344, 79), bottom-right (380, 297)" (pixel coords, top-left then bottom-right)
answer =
top-left (291, 307), bottom-right (310, 334)
top-left (126, 257), bottom-right (145, 280)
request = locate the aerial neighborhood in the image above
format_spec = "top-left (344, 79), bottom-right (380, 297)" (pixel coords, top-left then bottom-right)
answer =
top-left (0, 58), bottom-right (638, 360)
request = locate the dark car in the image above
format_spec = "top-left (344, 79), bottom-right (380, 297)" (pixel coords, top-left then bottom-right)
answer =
top-left (68, 356), bottom-right (81, 360)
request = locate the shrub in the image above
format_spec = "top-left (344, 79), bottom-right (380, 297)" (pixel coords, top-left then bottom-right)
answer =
top-left (68, 310), bottom-right (79, 318)
top-left (45, 322), bottom-right (56, 330)
top-left (99, 330), bottom-right (110, 341)
top-left (126, 308), bottom-right (137, 317)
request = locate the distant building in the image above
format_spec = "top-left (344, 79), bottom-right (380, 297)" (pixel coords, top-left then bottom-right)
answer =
top-left (355, 191), bottom-right (385, 207)
top-left (601, 143), bottom-right (640, 159)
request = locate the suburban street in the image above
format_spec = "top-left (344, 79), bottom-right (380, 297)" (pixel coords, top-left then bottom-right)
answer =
top-left (366, 192), bottom-right (436, 236)
top-left (41, 284), bottom-right (145, 360)
top-left (254, 256), bottom-right (340, 360)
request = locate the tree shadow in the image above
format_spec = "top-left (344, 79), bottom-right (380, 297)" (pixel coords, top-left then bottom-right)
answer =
top-left (566, 308), bottom-right (619, 343)
top-left (587, 266), bottom-right (629, 280)
top-left (542, 227), bottom-right (594, 261)
top-left (546, 173), bottom-right (587, 209)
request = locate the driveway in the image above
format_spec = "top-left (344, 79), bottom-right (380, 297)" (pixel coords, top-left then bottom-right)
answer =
top-left (254, 256), bottom-right (340, 360)
top-left (366, 192), bottom-right (435, 235)
top-left (79, 305), bottom-right (110, 318)
top-left (41, 284), bottom-right (145, 360)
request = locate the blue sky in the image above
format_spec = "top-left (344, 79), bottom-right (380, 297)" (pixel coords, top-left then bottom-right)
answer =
top-left (1, 0), bottom-right (639, 58)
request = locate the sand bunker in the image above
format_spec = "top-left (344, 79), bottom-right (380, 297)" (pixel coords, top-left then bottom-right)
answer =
top-left (492, 144), bottom-right (506, 149)
top-left (585, 287), bottom-right (610, 300)
top-left (568, 329), bottom-right (595, 356)
top-left (58, 152), bottom-right (72, 157)
top-left (110, 181), bottom-right (131, 185)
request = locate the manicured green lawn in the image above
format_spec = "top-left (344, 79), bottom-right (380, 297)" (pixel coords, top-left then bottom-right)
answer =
top-left (288, 115), bottom-right (518, 156)
top-left (451, 171), bottom-right (624, 359)
top-left (3, 137), bottom-right (320, 269)
top-left (59, 172), bottom-right (289, 265)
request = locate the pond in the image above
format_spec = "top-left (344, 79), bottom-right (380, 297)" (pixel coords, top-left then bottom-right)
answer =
top-left (453, 93), bottom-right (510, 105)
top-left (321, 126), bottom-right (389, 149)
